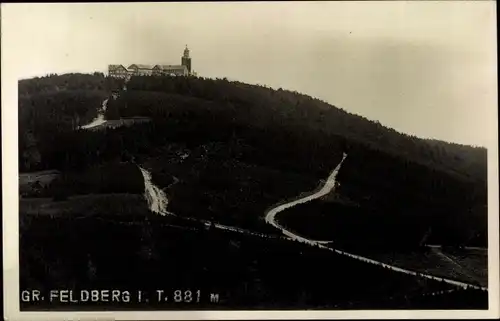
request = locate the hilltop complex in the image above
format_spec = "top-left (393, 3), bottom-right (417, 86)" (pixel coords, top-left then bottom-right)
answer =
top-left (108, 45), bottom-right (197, 79)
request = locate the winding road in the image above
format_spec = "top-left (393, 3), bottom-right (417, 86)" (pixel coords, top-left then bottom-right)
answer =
top-left (137, 166), bottom-right (277, 239)
top-left (78, 101), bottom-right (487, 292)
top-left (135, 155), bottom-right (487, 291)
top-left (264, 152), bottom-right (347, 245)
top-left (262, 153), bottom-right (487, 291)
top-left (78, 99), bottom-right (108, 129)
top-left (139, 166), bottom-right (170, 215)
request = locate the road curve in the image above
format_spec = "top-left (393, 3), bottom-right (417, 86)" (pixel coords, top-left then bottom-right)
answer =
top-left (137, 157), bottom-right (487, 291)
top-left (78, 99), bottom-right (109, 129)
top-left (139, 166), bottom-right (169, 215)
top-left (137, 166), bottom-right (276, 239)
top-left (265, 152), bottom-right (347, 245)
top-left (80, 115), bottom-right (485, 293)
top-left (263, 152), bottom-right (487, 291)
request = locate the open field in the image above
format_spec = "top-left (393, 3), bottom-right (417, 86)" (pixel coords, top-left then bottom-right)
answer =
top-left (20, 194), bottom-right (149, 217)
top-left (20, 170), bottom-right (61, 186)
top-left (20, 161), bottom-right (145, 200)
top-left (339, 247), bottom-right (488, 288)
top-left (20, 170), bottom-right (61, 197)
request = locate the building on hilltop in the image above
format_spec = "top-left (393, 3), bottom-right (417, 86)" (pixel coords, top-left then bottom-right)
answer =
top-left (181, 45), bottom-right (191, 74)
top-left (108, 65), bottom-right (129, 79)
top-left (108, 45), bottom-right (196, 79)
top-left (152, 64), bottom-right (188, 76)
top-left (127, 64), bottom-right (154, 76)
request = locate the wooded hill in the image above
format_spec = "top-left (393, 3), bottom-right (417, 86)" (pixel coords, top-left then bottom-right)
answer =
top-left (18, 73), bottom-right (488, 248)
top-left (116, 75), bottom-right (487, 184)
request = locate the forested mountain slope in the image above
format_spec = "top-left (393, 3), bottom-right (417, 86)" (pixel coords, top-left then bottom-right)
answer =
top-left (116, 75), bottom-right (487, 184)
top-left (18, 73), bottom-right (488, 248)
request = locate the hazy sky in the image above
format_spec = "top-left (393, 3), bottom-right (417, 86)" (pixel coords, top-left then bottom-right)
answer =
top-left (2, 2), bottom-right (497, 147)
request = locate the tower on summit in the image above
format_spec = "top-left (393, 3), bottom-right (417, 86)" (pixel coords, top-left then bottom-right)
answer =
top-left (181, 45), bottom-right (192, 74)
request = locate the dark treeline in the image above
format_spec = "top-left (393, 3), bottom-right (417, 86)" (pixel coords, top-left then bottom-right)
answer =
top-left (277, 198), bottom-right (485, 250)
top-left (44, 162), bottom-right (145, 200)
top-left (20, 213), bottom-right (465, 310)
top-left (333, 144), bottom-right (486, 247)
top-left (19, 89), bottom-right (106, 129)
top-left (106, 90), bottom-right (346, 176)
top-left (123, 75), bottom-right (487, 184)
top-left (19, 74), bottom-right (125, 172)
top-left (34, 121), bottom-right (337, 232)
top-left (275, 143), bottom-right (487, 247)
top-left (18, 72), bottom-right (124, 97)
top-left (19, 90), bottom-right (107, 171)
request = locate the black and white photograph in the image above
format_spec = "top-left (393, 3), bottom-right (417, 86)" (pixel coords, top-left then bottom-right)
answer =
top-left (2, 1), bottom-right (499, 320)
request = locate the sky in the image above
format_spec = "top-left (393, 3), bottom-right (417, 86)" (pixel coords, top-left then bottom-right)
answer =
top-left (1, 1), bottom-right (497, 147)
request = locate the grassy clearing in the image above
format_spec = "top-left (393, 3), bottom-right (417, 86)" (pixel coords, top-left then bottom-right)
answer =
top-left (19, 170), bottom-right (61, 197)
top-left (20, 170), bottom-right (61, 185)
top-left (431, 247), bottom-right (488, 286)
top-left (19, 194), bottom-right (149, 229)
top-left (20, 161), bottom-right (144, 200)
top-left (345, 247), bottom-right (488, 288)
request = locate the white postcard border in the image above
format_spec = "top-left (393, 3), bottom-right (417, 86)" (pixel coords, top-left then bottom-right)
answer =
top-left (2, 2), bottom-right (499, 320)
